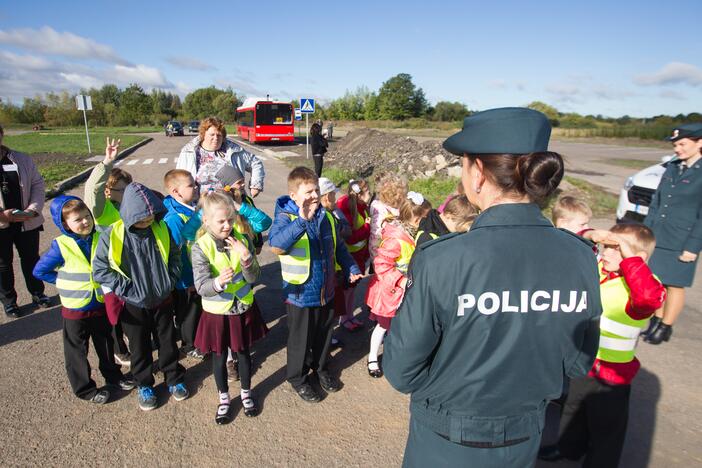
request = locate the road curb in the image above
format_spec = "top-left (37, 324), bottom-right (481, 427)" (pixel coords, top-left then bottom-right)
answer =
top-left (45, 137), bottom-right (153, 199)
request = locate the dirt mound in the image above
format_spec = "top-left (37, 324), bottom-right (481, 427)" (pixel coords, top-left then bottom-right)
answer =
top-left (325, 128), bottom-right (460, 179)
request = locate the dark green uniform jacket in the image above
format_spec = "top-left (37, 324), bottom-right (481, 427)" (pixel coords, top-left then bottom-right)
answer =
top-left (384, 203), bottom-right (602, 448)
top-left (644, 158), bottom-right (702, 254)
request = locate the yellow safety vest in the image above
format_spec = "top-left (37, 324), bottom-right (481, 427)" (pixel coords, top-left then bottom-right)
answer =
top-left (379, 235), bottom-right (415, 275)
top-left (279, 211), bottom-right (336, 285)
top-left (346, 211), bottom-right (368, 253)
top-left (55, 233), bottom-right (105, 309)
top-left (415, 230), bottom-right (439, 243)
top-left (596, 270), bottom-right (649, 363)
top-left (197, 231), bottom-right (254, 314)
top-left (108, 219), bottom-right (170, 278)
top-left (95, 200), bottom-right (120, 227)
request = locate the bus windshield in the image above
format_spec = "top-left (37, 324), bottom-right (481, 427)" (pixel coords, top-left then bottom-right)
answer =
top-left (256, 103), bottom-right (293, 125)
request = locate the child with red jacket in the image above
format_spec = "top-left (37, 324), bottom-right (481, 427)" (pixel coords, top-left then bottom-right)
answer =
top-left (539, 223), bottom-right (666, 468)
top-left (335, 179), bottom-right (372, 331)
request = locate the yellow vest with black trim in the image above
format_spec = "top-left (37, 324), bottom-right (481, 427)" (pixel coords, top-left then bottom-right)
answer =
top-left (346, 211), bottom-right (368, 253)
top-left (95, 200), bottom-right (120, 227)
top-left (197, 231), bottom-right (254, 314)
top-left (415, 230), bottom-right (439, 243)
top-left (55, 233), bottom-right (105, 309)
top-left (596, 270), bottom-right (649, 363)
top-left (279, 211), bottom-right (337, 285)
top-left (108, 219), bottom-right (170, 278)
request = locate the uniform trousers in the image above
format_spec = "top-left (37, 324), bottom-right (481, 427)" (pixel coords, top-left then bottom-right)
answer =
top-left (286, 302), bottom-right (334, 388)
top-left (62, 314), bottom-right (123, 399)
top-left (557, 376), bottom-right (630, 468)
top-left (402, 415), bottom-right (541, 468)
top-left (120, 301), bottom-right (184, 387)
top-left (312, 154), bottom-right (324, 177)
top-left (173, 288), bottom-right (201, 352)
top-left (0, 225), bottom-right (44, 307)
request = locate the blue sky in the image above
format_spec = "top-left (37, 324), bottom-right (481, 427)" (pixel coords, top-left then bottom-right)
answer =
top-left (1, 0), bottom-right (701, 117)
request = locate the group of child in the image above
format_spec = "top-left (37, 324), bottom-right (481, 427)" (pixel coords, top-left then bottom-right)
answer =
top-left (30, 136), bottom-right (667, 461)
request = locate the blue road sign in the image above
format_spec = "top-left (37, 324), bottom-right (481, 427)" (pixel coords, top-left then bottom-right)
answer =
top-left (300, 98), bottom-right (315, 114)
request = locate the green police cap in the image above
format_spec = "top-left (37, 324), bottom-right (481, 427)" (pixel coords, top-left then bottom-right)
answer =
top-left (443, 107), bottom-right (551, 156)
top-left (667, 123), bottom-right (702, 142)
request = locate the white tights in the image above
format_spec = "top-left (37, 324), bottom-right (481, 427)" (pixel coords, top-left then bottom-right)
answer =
top-left (368, 324), bottom-right (387, 370)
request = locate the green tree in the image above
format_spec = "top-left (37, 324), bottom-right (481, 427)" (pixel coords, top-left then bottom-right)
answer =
top-left (43, 91), bottom-right (82, 127)
top-left (376, 73), bottom-right (428, 120)
top-left (526, 101), bottom-right (560, 126)
top-left (117, 84), bottom-right (152, 125)
top-left (20, 96), bottom-right (46, 124)
top-left (431, 101), bottom-right (470, 122)
top-left (183, 86), bottom-right (240, 120)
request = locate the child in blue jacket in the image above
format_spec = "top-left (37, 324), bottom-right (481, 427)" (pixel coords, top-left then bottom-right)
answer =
top-left (33, 195), bottom-right (133, 404)
top-left (269, 167), bottom-right (362, 402)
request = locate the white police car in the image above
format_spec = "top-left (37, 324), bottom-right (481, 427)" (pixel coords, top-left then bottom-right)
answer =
top-left (616, 155), bottom-right (674, 222)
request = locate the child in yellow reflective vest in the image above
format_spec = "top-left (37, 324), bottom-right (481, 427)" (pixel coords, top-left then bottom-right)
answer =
top-left (365, 191), bottom-right (430, 378)
top-left (191, 191), bottom-right (268, 425)
top-left (415, 194), bottom-right (477, 247)
top-left (540, 223), bottom-right (666, 467)
top-left (33, 196), bottom-right (133, 404)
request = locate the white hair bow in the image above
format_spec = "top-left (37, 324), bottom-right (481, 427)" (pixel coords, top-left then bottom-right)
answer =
top-left (407, 191), bottom-right (424, 205)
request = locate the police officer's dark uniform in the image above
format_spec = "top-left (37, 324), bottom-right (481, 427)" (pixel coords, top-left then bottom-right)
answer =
top-left (383, 108), bottom-right (603, 468)
top-left (643, 122), bottom-right (702, 342)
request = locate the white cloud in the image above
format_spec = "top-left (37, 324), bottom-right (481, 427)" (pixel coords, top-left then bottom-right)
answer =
top-left (488, 79), bottom-right (508, 89)
top-left (112, 64), bottom-right (173, 88)
top-left (59, 72), bottom-right (105, 89)
top-left (0, 26), bottom-right (130, 65)
top-left (214, 77), bottom-right (267, 97)
top-left (545, 82), bottom-right (584, 103)
top-left (0, 50), bottom-right (54, 70)
top-left (634, 62), bottom-right (702, 87)
top-left (165, 56), bottom-right (217, 71)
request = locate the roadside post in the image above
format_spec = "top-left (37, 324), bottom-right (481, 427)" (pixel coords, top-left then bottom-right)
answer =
top-left (75, 94), bottom-right (93, 155)
top-left (294, 107), bottom-right (302, 142)
top-left (300, 98), bottom-right (315, 159)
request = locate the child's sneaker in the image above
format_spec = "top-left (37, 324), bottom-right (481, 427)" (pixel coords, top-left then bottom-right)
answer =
top-left (169, 383), bottom-right (189, 401)
top-left (89, 389), bottom-right (110, 405)
top-left (31, 293), bottom-right (52, 308)
top-left (137, 386), bottom-right (157, 411)
top-left (186, 349), bottom-right (205, 360)
top-left (118, 375), bottom-right (136, 391)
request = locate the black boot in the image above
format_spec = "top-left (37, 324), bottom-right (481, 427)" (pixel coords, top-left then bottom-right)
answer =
top-left (646, 323), bottom-right (672, 344)
top-left (640, 316), bottom-right (661, 338)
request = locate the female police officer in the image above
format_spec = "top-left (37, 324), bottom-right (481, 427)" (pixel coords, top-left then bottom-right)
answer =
top-left (642, 123), bottom-right (702, 344)
top-left (383, 108), bottom-right (602, 467)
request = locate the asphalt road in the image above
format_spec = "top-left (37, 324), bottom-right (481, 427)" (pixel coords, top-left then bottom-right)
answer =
top-left (0, 134), bottom-right (699, 467)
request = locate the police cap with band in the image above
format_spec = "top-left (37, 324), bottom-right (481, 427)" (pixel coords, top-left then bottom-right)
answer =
top-left (443, 107), bottom-right (551, 156)
top-left (667, 122), bottom-right (702, 142)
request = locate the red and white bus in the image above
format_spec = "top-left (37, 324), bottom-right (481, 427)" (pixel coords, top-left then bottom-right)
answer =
top-left (235, 98), bottom-right (294, 143)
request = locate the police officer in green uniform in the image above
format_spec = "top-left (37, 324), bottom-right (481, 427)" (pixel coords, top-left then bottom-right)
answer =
top-left (383, 107), bottom-right (603, 468)
top-left (642, 123), bottom-right (702, 344)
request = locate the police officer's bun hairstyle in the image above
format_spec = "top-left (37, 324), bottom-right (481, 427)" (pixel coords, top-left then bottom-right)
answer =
top-left (470, 151), bottom-right (564, 202)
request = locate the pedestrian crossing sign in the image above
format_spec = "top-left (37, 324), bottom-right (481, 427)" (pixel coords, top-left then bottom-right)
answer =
top-left (300, 98), bottom-right (315, 114)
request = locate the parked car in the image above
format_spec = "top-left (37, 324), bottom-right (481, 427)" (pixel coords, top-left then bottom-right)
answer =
top-left (165, 121), bottom-right (184, 137)
top-left (188, 120), bottom-right (200, 134)
top-left (616, 155), bottom-right (673, 222)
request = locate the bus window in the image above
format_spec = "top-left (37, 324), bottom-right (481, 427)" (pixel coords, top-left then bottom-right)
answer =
top-left (256, 104), bottom-right (293, 125)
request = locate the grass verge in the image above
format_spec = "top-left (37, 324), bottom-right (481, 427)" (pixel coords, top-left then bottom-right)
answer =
top-left (5, 132), bottom-right (146, 157)
top-left (598, 158), bottom-right (654, 170)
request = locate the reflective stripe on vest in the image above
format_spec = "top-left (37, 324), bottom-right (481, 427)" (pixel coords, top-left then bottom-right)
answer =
top-left (346, 211), bottom-right (368, 253)
top-left (55, 234), bottom-right (104, 308)
top-left (596, 270), bottom-right (649, 363)
top-left (197, 230), bottom-right (254, 314)
top-left (380, 235), bottom-right (416, 275)
top-left (95, 200), bottom-right (120, 228)
top-left (278, 211), bottom-right (336, 285)
top-left (109, 219), bottom-right (170, 278)
top-left (415, 230), bottom-right (439, 243)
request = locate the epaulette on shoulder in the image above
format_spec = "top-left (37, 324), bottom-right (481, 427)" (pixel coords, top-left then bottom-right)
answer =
top-left (417, 231), bottom-right (465, 251)
top-left (557, 228), bottom-right (596, 249)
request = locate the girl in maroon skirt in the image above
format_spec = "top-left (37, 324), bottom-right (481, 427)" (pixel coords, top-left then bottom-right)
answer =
top-left (191, 192), bottom-right (268, 424)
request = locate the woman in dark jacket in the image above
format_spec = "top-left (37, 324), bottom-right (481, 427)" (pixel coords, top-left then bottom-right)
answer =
top-left (642, 123), bottom-right (702, 344)
top-left (310, 123), bottom-right (328, 177)
top-left (0, 124), bottom-right (50, 318)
